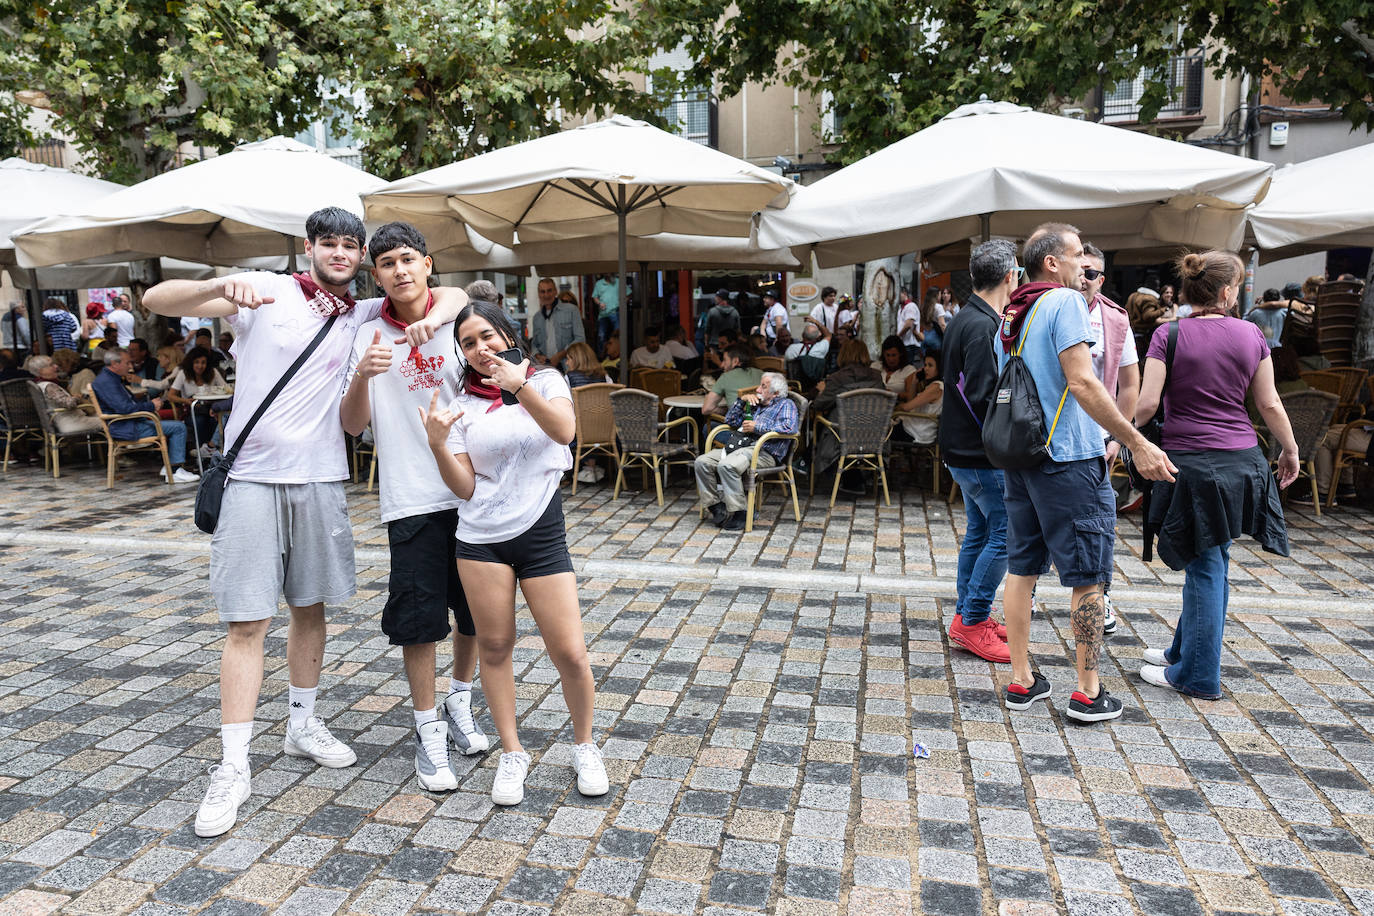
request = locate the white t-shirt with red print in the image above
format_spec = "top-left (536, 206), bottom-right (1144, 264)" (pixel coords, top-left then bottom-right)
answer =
top-left (348, 302), bottom-right (463, 523)
top-left (221, 272), bottom-right (383, 483)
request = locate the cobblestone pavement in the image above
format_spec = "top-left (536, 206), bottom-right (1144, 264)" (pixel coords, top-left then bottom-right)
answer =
top-left (1, 457), bottom-right (1372, 915)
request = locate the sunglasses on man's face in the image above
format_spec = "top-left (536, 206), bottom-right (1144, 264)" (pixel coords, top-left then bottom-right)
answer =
top-left (1083, 268), bottom-right (1104, 281)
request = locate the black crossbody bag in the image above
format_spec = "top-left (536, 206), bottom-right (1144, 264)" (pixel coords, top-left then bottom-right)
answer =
top-left (194, 315), bottom-right (338, 533)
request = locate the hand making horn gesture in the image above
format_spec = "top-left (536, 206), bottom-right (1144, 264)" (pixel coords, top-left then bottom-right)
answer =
top-left (479, 348), bottom-right (531, 393)
top-left (418, 388), bottom-right (465, 451)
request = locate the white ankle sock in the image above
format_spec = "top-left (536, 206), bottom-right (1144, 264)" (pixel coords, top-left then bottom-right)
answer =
top-left (288, 685), bottom-right (316, 730)
top-left (221, 721), bottom-right (253, 772)
top-left (450, 679), bottom-right (471, 695)
top-left (414, 707), bottom-right (439, 728)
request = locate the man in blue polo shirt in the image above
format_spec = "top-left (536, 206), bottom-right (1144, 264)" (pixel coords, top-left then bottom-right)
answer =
top-left (998, 223), bottom-right (1174, 726)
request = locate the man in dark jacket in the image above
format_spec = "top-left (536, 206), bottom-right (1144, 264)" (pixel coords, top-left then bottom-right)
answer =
top-left (939, 239), bottom-right (1019, 664)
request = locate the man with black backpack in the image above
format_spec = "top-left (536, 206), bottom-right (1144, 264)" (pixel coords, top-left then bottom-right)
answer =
top-left (994, 223), bottom-right (1174, 725)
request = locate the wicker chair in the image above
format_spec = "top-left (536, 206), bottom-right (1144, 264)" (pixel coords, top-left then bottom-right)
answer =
top-left (1320, 367), bottom-right (1369, 424)
top-left (1276, 389), bottom-right (1338, 515)
top-left (570, 382), bottom-right (623, 493)
top-left (27, 381), bottom-right (103, 478)
top-left (637, 368), bottom-right (682, 418)
top-left (609, 388), bottom-right (698, 506)
top-left (754, 355), bottom-right (784, 373)
top-left (1314, 280), bottom-right (1362, 366)
top-left (701, 391), bottom-right (808, 531)
top-left (1300, 370), bottom-right (1343, 397)
top-left (1325, 417), bottom-right (1374, 510)
top-left (812, 387), bottom-right (898, 508)
top-left (87, 387), bottom-right (174, 489)
top-left (889, 411), bottom-right (943, 492)
top-left (0, 378), bottom-right (45, 472)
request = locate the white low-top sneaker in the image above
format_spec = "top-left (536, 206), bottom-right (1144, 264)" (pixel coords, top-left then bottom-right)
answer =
top-left (1140, 664), bottom-right (1172, 689)
top-left (172, 467), bottom-right (200, 483)
top-left (284, 716), bottom-right (357, 768)
top-left (572, 742), bottom-right (609, 797)
top-left (414, 721), bottom-right (458, 792)
top-left (491, 750), bottom-right (531, 806)
top-left (443, 690), bottom-right (490, 755)
top-left (1142, 647), bottom-right (1169, 667)
top-left (1102, 593), bottom-right (1119, 635)
top-left (195, 763), bottom-right (250, 838)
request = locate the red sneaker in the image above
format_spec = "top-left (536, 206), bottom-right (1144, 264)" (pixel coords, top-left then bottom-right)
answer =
top-left (949, 615), bottom-right (1011, 663)
top-left (960, 613), bottom-right (1007, 640)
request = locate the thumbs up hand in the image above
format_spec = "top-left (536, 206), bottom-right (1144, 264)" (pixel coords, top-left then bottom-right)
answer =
top-left (355, 329), bottom-right (392, 379)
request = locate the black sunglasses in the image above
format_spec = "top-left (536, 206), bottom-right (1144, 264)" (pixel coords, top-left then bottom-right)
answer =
top-left (1083, 268), bottom-right (1104, 281)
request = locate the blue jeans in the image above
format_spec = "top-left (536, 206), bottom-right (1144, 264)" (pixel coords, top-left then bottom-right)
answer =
top-left (599, 313), bottom-right (619, 349)
top-left (123, 418), bottom-right (187, 466)
top-left (948, 465), bottom-right (1008, 625)
top-left (1163, 541), bottom-right (1230, 699)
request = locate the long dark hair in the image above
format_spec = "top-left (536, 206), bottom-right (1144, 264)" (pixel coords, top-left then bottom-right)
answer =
top-left (880, 334), bottom-right (907, 367)
top-left (454, 299), bottom-right (541, 394)
top-left (180, 346), bottom-right (215, 385)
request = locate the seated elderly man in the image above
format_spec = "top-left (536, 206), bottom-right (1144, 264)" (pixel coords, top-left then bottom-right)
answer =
top-left (695, 372), bottom-right (799, 531)
top-left (90, 347), bottom-right (199, 482)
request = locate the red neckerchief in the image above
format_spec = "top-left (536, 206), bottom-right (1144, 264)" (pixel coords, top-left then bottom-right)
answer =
top-left (998, 281), bottom-right (1061, 352)
top-left (465, 363), bottom-right (537, 413)
top-left (381, 289), bottom-right (434, 370)
top-left (294, 272), bottom-right (355, 318)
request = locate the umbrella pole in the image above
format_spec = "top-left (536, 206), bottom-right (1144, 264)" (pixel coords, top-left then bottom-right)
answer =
top-left (617, 190), bottom-right (627, 377)
top-left (283, 233), bottom-right (296, 273)
top-left (980, 213), bottom-right (991, 242)
top-left (25, 269), bottom-right (46, 356)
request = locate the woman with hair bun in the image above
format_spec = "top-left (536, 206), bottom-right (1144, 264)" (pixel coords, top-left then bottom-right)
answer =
top-left (1133, 250), bottom-right (1298, 700)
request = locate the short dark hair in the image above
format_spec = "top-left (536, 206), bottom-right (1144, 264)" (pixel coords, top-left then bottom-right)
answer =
top-left (725, 344), bottom-right (751, 367)
top-left (305, 206), bottom-right (366, 246)
top-left (1261, 288), bottom-right (1282, 302)
top-left (762, 289), bottom-right (778, 300)
top-left (644, 326), bottom-right (661, 339)
top-left (368, 221), bottom-right (427, 261)
top-left (129, 337), bottom-right (148, 351)
top-left (1082, 242), bottom-right (1104, 262)
top-left (820, 286), bottom-right (837, 299)
top-left (1022, 222), bottom-right (1080, 281)
top-left (194, 328), bottom-right (211, 339)
top-left (880, 335), bottom-right (907, 364)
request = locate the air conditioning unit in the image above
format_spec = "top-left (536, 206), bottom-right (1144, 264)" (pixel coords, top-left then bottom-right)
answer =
top-left (1061, 108), bottom-right (1087, 120)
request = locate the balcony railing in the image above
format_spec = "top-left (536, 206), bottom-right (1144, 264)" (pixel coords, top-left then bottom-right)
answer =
top-left (1101, 52), bottom-right (1205, 123)
top-left (22, 138), bottom-right (67, 168)
top-left (659, 94), bottom-right (718, 148)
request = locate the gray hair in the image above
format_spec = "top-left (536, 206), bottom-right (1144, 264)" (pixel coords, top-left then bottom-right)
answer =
top-left (23, 354), bottom-right (52, 374)
top-left (464, 279), bottom-right (500, 303)
top-left (1083, 242), bottom-right (1104, 263)
top-left (102, 347), bottom-right (128, 367)
top-left (1022, 222), bottom-right (1080, 281)
top-left (759, 372), bottom-right (788, 398)
top-left (969, 239), bottom-right (1018, 291)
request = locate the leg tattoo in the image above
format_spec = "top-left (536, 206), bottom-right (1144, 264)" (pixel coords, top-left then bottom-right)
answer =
top-left (1071, 590), bottom-right (1104, 673)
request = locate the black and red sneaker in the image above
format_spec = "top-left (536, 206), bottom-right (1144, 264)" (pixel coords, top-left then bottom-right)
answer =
top-left (1004, 672), bottom-right (1051, 711)
top-left (1066, 688), bottom-right (1124, 724)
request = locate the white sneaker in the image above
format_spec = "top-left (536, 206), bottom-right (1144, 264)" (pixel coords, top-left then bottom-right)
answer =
top-left (414, 721), bottom-right (458, 792)
top-left (1142, 647), bottom-right (1169, 667)
top-left (194, 763), bottom-right (250, 838)
top-left (491, 750), bottom-right (531, 806)
top-left (1102, 593), bottom-right (1119, 635)
top-left (443, 690), bottom-right (490, 755)
top-left (572, 742), bottom-right (609, 797)
top-left (576, 466), bottom-right (597, 483)
top-left (284, 716), bottom-right (357, 768)
top-left (1140, 664), bottom-right (1172, 689)
top-left (172, 467), bottom-right (200, 483)
top-left (593, 465), bottom-right (606, 482)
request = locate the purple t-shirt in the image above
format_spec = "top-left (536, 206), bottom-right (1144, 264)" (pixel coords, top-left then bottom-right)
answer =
top-left (1147, 316), bottom-right (1268, 451)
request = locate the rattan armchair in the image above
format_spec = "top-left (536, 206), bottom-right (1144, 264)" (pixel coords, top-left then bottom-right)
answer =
top-left (1325, 417), bottom-right (1374, 510)
top-left (700, 391), bottom-right (808, 531)
top-left (811, 387), bottom-right (898, 507)
top-left (1320, 367), bottom-right (1369, 424)
top-left (570, 382), bottom-right (623, 493)
top-left (1276, 389), bottom-right (1338, 515)
top-left (87, 387), bottom-right (174, 489)
top-left (27, 381), bottom-right (103, 478)
top-left (609, 388), bottom-right (698, 506)
top-left (0, 378), bottom-right (45, 472)
top-left (1299, 370), bottom-right (1343, 397)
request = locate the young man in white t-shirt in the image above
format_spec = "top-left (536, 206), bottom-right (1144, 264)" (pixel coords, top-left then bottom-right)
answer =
top-left (628, 327), bottom-right (676, 369)
top-left (760, 289), bottom-right (788, 350)
top-left (897, 287), bottom-right (923, 362)
top-left (340, 222), bottom-right (488, 793)
top-left (143, 207), bottom-right (469, 837)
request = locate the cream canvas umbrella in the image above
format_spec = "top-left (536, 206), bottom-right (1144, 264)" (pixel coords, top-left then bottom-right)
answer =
top-left (363, 115), bottom-right (795, 346)
top-left (436, 231), bottom-right (800, 275)
top-left (14, 137), bottom-right (398, 269)
top-left (755, 99), bottom-right (1273, 267)
top-left (1248, 143), bottom-right (1374, 263)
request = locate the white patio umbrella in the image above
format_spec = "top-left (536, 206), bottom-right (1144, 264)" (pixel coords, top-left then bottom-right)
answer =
top-left (14, 137), bottom-right (393, 269)
top-left (755, 99), bottom-right (1274, 267)
top-left (362, 115), bottom-right (795, 345)
top-left (1247, 143), bottom-right (1374, 263)
top-left (438, 231), bottom-right (800, 275)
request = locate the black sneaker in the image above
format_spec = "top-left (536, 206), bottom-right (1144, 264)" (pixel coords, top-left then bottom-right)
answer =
top-left (1004, 672), bottom-right (1051, 711)
top-left (707, 502), bottom-right (727, 526)
top-left (721, 510), bottom-right (746, 531)
top-left (1288, 489), bottom-right (1318, 506)
top-left (1066, 688), bottom-right (1124, 724)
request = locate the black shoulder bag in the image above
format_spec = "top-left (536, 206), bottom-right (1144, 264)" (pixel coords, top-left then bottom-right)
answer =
top-left (194, 315), bottom-right (339, 533)
top-left (1122, 320), bottom-right (1177, 561)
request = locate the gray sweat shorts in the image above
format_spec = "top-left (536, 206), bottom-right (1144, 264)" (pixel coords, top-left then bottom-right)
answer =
top-left (210, 480), bottom-right (356, 622)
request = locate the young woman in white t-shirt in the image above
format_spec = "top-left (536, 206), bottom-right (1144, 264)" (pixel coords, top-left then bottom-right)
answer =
top-left (422, 301), bottom-right (608, 808)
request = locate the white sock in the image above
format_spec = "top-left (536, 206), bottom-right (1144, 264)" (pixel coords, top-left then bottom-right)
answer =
top-left (288, 685), bottom-right (317, 730)
top-left (414, 707), bottom-right (439, 728)
top-left (221, 721), bottom-right (253, 772)
top-left (450, 679), bottom-right (471, 696)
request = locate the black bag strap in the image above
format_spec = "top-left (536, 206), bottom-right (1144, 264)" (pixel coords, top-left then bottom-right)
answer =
top-left (220, 314), bottom-right (339, 466)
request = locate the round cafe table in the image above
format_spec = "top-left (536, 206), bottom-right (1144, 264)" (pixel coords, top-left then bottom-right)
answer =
top-left (189, 391), bottom-right (232, 474)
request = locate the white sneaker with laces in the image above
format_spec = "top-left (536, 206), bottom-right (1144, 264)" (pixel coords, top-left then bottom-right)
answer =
top-left (172, 467), bottom-right (200, 483)
top-left (284, 716), bottom-right (357, 768)
top-left (414, 721), bottom-right (458, 792)
top-left (1142, 647), bottom-right (1169, 667)
top-left (1140, 664), bottom-right (1172, 689)
top-left (572, 742), bottom-right (609, 796)
top-left (491, 750), bottom-right (531, 805)
top-left (443, 690), bottom-right (490, 755)
top-left (1102, 592), bottom-right (1119, 635)
top-left (194, 763), bottom-right (250, 837)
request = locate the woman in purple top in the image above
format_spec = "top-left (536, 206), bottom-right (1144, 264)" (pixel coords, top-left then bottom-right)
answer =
top-left (1133, 251), bottom-right (1299, 699)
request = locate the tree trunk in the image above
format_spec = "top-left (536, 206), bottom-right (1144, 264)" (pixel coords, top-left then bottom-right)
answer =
top-left (1355, 257), bottom-right (1374, 371)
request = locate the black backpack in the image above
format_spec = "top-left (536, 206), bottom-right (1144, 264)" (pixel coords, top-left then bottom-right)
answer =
top-left (982, 293), bottom-right (1069, 469)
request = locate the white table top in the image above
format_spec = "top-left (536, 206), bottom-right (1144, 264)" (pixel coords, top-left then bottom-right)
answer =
top-left (663, 395), bottom-right (707, 409)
